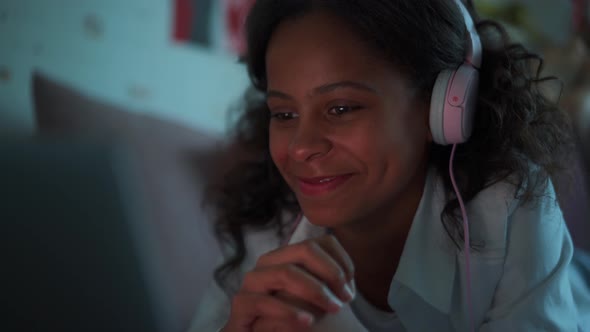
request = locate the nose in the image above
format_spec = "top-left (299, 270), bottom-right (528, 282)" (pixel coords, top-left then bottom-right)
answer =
top-left (288, 119), bottom-right (332, 163)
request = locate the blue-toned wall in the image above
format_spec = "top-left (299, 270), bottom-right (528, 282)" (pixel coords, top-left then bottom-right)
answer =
top-left (0, 0), bottom-right (250, 136)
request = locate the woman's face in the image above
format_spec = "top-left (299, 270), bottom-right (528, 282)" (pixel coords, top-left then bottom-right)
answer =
top-left (266, 11), bottom-right (432, 228)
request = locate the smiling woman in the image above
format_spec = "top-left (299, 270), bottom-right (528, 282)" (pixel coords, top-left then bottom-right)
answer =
top-left (188, 1), bottom-right (589, 332)
top-left (265, 12), bottom-right (430, 234)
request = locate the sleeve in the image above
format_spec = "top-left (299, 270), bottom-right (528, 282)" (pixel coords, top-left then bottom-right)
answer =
top-left (186, 275), bottom-right (232, 332)
top-left (479, 180), bottom-right (580, 331)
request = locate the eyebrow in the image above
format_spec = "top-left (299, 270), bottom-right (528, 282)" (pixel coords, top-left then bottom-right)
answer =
top-left (266, 80), bottom-right (378, 101)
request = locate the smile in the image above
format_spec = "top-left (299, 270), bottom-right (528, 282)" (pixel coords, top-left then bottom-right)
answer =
top-left (297, 174), bottom-right (354, 197)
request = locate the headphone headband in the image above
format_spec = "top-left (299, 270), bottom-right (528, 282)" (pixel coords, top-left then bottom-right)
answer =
top-left (453, 0), bottom-right (482, 68)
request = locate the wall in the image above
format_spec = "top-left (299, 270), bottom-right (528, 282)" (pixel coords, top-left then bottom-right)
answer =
top-left (0, 0), bottom-right (250, 136)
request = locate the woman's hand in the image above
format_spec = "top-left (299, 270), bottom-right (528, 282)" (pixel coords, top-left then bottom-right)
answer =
top-left (221, 234), bottom-right (356, 332)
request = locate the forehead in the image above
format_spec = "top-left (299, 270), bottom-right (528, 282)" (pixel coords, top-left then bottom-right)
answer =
top-left (265, 11), bottom-right (399, 89)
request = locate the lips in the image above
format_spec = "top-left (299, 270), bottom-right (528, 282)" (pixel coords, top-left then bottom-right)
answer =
top-left (297, 174), bottom-right (354, 197)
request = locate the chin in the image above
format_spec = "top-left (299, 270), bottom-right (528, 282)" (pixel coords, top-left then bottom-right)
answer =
top-left (299, 202), bottom-right (351, 228)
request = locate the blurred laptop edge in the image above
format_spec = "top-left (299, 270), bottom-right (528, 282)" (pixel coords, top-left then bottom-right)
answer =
top-left (1, 139), bottom-right (176, 332)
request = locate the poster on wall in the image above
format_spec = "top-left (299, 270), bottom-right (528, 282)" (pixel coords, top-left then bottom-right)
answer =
top-left (173, 0), bottom-right (212, 47)
top-left (173, 0), bottom-right (255, 55)
top-left (224, 0), bottom-right (256, 55)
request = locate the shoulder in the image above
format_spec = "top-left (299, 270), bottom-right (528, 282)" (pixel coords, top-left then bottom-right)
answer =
top-left (464, 169), bottom-right (564, 255)
top-left (474, 177), bottom-right (578, 330)
top-left (503, 176), bottom-right (569, 258)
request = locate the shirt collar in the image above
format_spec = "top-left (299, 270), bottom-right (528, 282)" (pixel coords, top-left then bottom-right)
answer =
top-left (389, 168), bottom-right (456, 314)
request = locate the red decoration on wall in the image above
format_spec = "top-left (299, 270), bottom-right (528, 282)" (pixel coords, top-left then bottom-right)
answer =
top-left (172, 0), bottom-right (254, 55)
top-left (224, 0), bottom-right (256, 55)
top-left (173, 0), bottom-right (194, 42)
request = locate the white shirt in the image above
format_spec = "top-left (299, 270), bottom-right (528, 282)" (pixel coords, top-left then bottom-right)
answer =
top-left (351, 291), bottom-right (405, 332)
top-left (188, 168), bottom-right (590, 331)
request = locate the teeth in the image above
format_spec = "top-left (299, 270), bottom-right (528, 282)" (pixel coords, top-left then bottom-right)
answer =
top-left (319, 177), bottom-right (336, 183)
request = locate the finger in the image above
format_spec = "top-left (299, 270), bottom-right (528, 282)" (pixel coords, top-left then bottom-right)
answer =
top-left (242, 264), bottom-right (344, 313)
top-left (315, 235), bottom-right (355, 282)
top-left (273, 290), bottom-right (326, 318)
top-left (252, 317), bottom-right (313, 332)
top-left (256, 239), bottom-right (353, 302)
top-left (316, 235), bottom-right (357, 297)
top-left (226, 292), bottom-right (314, 331)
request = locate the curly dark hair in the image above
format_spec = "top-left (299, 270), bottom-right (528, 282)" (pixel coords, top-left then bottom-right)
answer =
top-left (207, 0), bottom-right (575, 293)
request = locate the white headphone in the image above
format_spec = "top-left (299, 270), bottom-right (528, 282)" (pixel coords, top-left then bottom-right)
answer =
top-left (429, 0), bottom-right (482, 145)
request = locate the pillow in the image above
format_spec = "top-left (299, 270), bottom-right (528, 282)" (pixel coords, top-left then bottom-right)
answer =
top-left (32, 70), bottom-right (225, 331)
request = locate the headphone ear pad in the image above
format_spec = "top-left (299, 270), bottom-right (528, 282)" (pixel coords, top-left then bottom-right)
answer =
top-left (430, 69), bottom-right (454, 145)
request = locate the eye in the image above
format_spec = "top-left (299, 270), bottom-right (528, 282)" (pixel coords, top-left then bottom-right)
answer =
top-left (270, 111), bottom-right (299, 121)
top-left (328, 105), bottom-right (362, 116)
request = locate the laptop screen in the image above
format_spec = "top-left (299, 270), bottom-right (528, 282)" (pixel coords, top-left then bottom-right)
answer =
top-left (1, 140), bottom-right (173, 332)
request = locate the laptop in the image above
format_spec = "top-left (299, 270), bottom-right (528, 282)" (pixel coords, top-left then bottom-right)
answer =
top-left (1, 139), bottom-right (175, 332)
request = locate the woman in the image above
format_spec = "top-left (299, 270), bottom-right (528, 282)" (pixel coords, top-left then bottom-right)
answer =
top-left (190, 0), bottom-right (589, 331)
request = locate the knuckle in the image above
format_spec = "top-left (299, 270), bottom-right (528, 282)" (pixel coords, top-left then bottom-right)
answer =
top-left (348, 264), bottom-right (355, 278)
top-left (314, 285), bottom-right (332, 304)
top-left (242, 271), bottom-right (255, 286)
top-left (280, 264), bottom-right (299, 279)
top-left (300, 241), bottom-right (320, 256)
top-left (342, 260), bottom-right (354, 278)
top-left (324, 234), bottom-right (340, 248)
top-left (256, 252), bottom-right (272, 266)
top-left (347, 257), bottom-right (355, 272)
top-left (328, 267), bottom-right (346, 285)
top-left (231, 292), bottom-right (246, 308)
top-left (242, 270), bottom-right (265, 290)
top-left (254, 320), bottom-right (282, 332)
top-left (311, 282), bottom-right (326, 297)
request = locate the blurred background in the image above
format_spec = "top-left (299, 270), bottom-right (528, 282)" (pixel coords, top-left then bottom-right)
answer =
top-left (0, 0), bottom-right (589, 137)
top-left (0, 0), bottom-right (252, 137)
top-left (0, 1), bottom-right (588, 331)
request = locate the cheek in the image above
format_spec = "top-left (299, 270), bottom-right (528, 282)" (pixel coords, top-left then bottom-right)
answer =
top-left (382, 103), bottom-right (429, 148)
top-left (368, 111), bottom-right (428, 167)
top-left (269, 128), bottom-right (290, 168)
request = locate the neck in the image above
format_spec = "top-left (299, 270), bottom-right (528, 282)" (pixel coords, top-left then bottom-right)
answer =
top-left (332, 168), bottom-right (428, 310)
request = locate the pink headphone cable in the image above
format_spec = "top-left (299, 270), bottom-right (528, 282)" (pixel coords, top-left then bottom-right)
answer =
top-left (450, 143), bottom-right (474, 331)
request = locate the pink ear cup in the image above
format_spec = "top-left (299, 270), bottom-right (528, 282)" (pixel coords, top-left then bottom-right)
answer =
top-left (430, 64), bottom-right (479, 145)
top-left (444, 64), bottom-right (479, 144)
top-left (430, 70), bottom-right (453, 145)
top-left (429, 0), bottom-right (482, 146)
